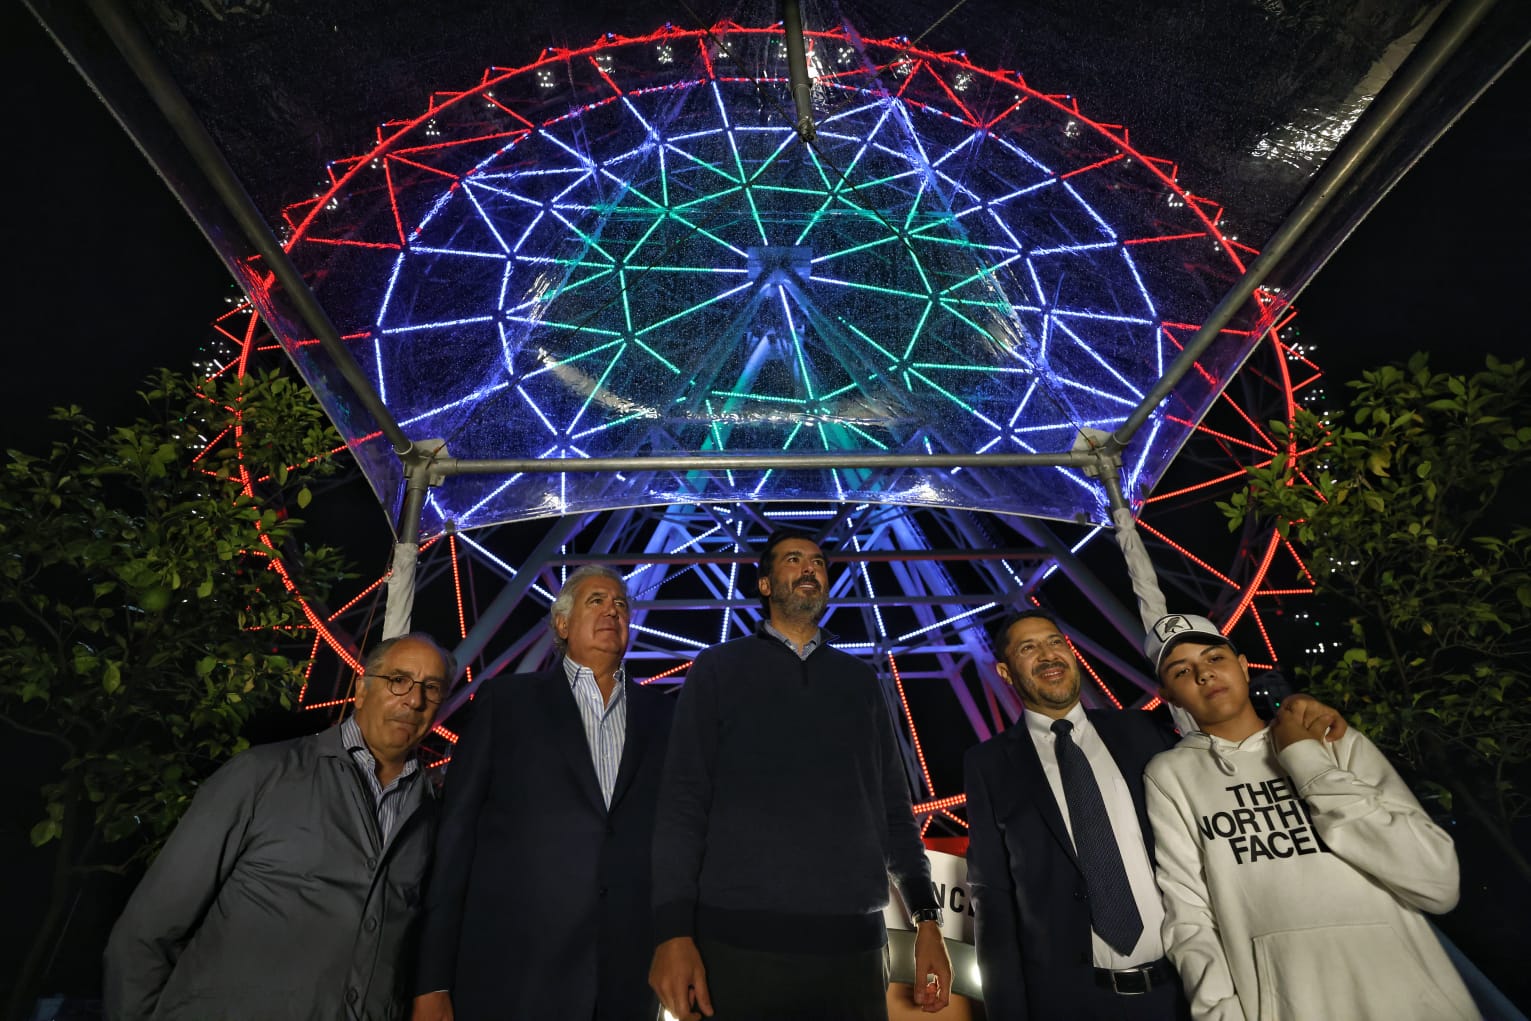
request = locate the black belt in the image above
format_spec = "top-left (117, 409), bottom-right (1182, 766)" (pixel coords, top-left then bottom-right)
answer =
top-left (1093, 958), bottom-right (1174, 996)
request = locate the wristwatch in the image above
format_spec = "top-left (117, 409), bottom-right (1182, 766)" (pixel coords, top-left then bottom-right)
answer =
top-left (910, 907), bottom-right (944, 926)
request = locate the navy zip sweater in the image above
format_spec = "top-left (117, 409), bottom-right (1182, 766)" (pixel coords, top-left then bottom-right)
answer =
top-left (652, 626), bottom-right (939, 954)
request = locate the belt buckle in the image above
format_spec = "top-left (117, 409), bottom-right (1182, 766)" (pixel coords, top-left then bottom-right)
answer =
top-left (1111, 966), bottom-right (1151, 996)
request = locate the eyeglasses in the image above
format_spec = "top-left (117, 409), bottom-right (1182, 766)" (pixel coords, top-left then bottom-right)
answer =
top-left (367, 673), bottom-right (448, 704)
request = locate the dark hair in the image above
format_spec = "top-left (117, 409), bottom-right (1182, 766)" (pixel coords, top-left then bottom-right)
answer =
top-left (987, 608), bottom-right (1064, 661)
top-left (756, 529), bottom-right (825, 612)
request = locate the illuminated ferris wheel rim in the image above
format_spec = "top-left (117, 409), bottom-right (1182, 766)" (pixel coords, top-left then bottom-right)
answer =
top-left (266, 20), bottom-right (1286, 545)
top-left (283, 22), bottom-right (1249, 273)
top-left (228, 20), bottom-right (1310, 679)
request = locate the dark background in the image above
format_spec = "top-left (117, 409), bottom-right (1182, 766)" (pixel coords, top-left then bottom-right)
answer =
top-left (5, 0), bottom-right (1528, 1011)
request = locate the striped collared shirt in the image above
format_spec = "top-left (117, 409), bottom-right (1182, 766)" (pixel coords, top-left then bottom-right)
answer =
top-left (340, 715), bottom-right (421, 845)
top-left (563, 656), bottom-right (628, 808)
top-left (763, 620), bottom-right (823, 660)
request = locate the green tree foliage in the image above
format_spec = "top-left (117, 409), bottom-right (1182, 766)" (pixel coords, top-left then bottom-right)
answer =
top-left (0, 367), bottom-right (349, 1015)
top-left (1221, 354), bottom-right (1531, 878)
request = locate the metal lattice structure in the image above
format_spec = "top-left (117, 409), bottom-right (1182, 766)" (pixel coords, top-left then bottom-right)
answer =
top-left (189, 14), bottom-right (1326, 812)
top-left (272, 23), bottom-right (1281, 536)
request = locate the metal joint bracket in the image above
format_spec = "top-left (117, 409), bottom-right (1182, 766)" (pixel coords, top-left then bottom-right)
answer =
top-left (1072, 428), bottom-right (1121, 480)
top-left (396, 440), bottom-right (450, 545)
top-left (401, 439), bottom-right (453, 489)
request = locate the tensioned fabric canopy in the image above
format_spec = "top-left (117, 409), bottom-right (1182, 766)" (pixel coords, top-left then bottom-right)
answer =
top-left (29, 0), bottom-right (1527, 534)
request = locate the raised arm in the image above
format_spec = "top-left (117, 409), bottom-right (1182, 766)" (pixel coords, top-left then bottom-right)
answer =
top-left (1274, 720), bottom-right (1459, 913)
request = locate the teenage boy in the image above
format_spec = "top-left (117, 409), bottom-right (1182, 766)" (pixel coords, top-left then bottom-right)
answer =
top-left (1141, 613), bottom-right (1477, 1021)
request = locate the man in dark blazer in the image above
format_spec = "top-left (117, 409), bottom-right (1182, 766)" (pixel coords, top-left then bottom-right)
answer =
top-left (412, 566), bottom-right (674, 1021)
top-left (964, 609), bottom-right (1343, 1020)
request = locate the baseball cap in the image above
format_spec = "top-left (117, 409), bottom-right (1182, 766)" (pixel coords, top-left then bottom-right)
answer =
top-left (1145, 613), bottom-right (1238, 675)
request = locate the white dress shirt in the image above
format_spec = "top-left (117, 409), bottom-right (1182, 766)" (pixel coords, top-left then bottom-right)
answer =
top-left (1025, 702), bottom-right (1166, 969)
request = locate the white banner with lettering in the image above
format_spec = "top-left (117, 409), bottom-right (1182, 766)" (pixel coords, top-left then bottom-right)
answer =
top-left (885, 849), bottom-right (974, 944)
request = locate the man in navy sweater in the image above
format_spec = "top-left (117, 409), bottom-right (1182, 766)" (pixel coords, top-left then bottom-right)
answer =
top-left (649, 531), bottom-right (951, 1021)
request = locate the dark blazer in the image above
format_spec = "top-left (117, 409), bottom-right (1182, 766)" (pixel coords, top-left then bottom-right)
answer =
top-left (963, 710), bottom-right (1178, 1020)
top-left (415, 666), bottom-right (673, 1020)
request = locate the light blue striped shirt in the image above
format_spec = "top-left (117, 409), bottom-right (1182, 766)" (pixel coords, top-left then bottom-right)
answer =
top-left (340, 715), bottom-right (422, 846)
top-left (564, 657), bottom-right (627, 808)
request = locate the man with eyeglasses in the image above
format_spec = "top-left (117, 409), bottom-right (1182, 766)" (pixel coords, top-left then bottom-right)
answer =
top-left (412, 565), bottom-right (674, 1021)
top-left (105, 632), bottom-right (452, 1020)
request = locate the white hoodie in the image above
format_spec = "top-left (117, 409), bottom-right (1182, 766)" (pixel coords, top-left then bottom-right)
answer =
top-left (1144, 726), bottom-right (1479, 1020)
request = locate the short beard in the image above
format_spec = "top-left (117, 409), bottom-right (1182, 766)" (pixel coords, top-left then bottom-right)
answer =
top-left (771, 586), bottom-right (828, 622)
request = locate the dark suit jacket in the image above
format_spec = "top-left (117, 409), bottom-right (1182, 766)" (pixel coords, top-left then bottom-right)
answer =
top-left (415, 666), bottom-right (673, 1020)
top-left (963, 709), bottom-right (1178, 1020)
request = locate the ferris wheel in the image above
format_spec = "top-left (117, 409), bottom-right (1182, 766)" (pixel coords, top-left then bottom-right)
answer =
top-left (197, 20), bottom-right (1317, 829)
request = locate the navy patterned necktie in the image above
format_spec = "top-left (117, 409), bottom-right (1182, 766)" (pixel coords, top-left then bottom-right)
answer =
top-left (1051, 718), bottom-right (1143, 955)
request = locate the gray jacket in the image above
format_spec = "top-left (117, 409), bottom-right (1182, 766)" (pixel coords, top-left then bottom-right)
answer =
top-left (104, 726), bottom-right (437, 1020)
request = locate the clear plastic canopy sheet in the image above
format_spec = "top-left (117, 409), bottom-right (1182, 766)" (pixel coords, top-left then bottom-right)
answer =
top-left (95, 0), bottom-right (1459, 532)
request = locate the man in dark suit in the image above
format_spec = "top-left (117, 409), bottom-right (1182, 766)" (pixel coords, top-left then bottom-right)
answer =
top-left (411, 566), bottom-right (674, 1021)
top-left (964, 609), bottom-right (1343, 1020)
top-left (965, 609), bottom-right (1183, 1020)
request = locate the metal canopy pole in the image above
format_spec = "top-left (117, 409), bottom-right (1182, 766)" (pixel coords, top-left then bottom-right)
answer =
top-left (542, 547), bottom-right (1048, 565)
top-left (1106, 0), bottom-right (1499, 457)
top-left (84, 0), bottom-right (416, 461)
top-left (426, 448), bottom-right (1100, 476)
top-left (381, 460), bottom-right (435, 638)
top-left (1081, 0), bottom-right (1497, 730)
top-left (783, 0), bottom-right (817, 143)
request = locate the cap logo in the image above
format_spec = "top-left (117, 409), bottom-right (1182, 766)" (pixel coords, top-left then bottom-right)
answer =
top-left (1154, 615), bottom-right (1192, 642)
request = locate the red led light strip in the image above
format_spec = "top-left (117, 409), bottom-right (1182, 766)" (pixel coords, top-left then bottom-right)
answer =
top-left (1249, 603), bottom-right (1277, 664)
top-left (297, 632), bottom-right (321, 704)
top-left (275, 22), bottom-right (1238, 291)
top-left (449, 535), bottom-right (474, 685)
top-left (888, 653), bottom-right (935, 798)
top-left (1072, 640), bottom-right (1122, 710)
top-left (1135, 519), bottom-right (1239, 588)
top-left (641, 660), bottom-right (694, 684)
top-left (912, 793), bottom-right (967, 814)
top-left (1222, 531), bottom-right (1281, 633)
top-left (1280, 537), bottom-right (1315, 585)
top-left (1061, 152), bottom-right (1125, 180)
